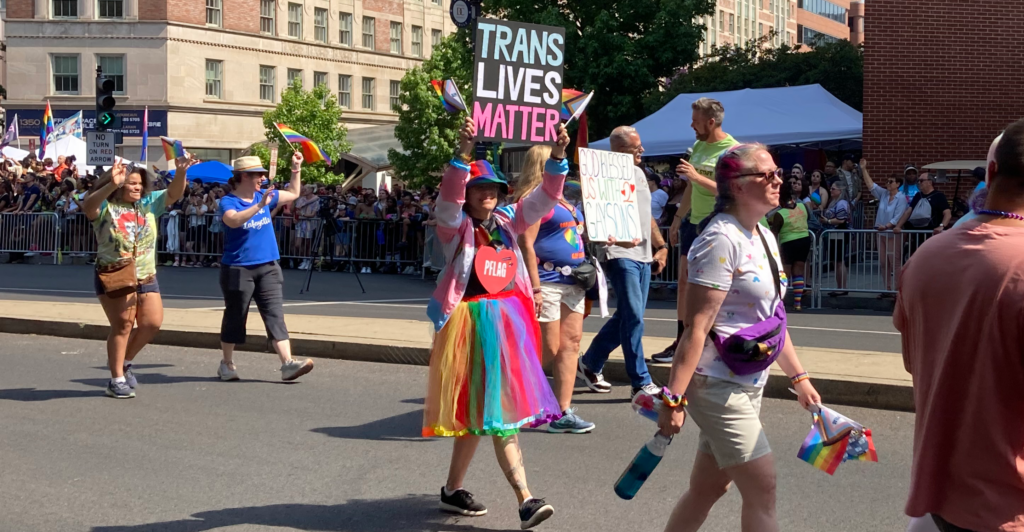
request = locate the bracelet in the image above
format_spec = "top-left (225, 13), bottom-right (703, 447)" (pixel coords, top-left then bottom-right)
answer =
top-left (550, 155), bottom-right (566, 162)
top-left (790, 372), bottom-right (810, 385)
top-left (660, 387), bottom-right (687, 409)
top-left (532, 286), bottom-right (542, 294)
top-left (458, 152), bottom-right (473, 164)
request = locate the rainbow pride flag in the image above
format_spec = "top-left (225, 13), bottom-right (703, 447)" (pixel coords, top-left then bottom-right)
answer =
top-left (797, 413), bottom-right (850, 475)
top-left (160, 136), bottom-right (185, 161)
top-left (845, 429), bottom-right (878, 463)
top-left (560, 89), bottom-right (592, 121)
top-left (40, 101), bottom-right (55, 155)
top-left (430, 79), bottom-right (466, 113)
top-left (274, 123), bottom-right (331, 165)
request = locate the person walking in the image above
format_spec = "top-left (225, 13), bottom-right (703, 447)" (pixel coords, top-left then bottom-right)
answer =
top-left (896, 122), bottom-right (1024, 532)
top-left (514, 144), bottom-right (596, 434)
top-left (655, 98), bottom-right (739, 363)
top-left (768, 178), bottom-right (812, 311)
top-left (83, 155), bottom-right (193, 398)
top-left (422, 117), bottom-right (568, 529)
top-left (859, 159), bottom-right (907, 297)
top-left (215, 153), bottom-right (314, 382)
top-left (658, 144), bottom-right (821, 532)
top-left (577, 125), bottom-right (669, 398)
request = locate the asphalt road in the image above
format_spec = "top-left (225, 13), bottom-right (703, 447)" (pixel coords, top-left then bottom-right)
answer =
top-left (0, 264), bottom-right (901, 354)
top-left (0, 333), bottom-right (917, 531)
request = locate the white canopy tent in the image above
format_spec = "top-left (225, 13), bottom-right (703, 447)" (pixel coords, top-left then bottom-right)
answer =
top-left (1, 137), bottom-right (132, 176)
top-left (590, 84), bottom-right (863, 157)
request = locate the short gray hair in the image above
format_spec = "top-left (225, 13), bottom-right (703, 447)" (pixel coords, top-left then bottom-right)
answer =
top-left (609, 126), bottom-right (638, 153)
top-left (692, 97), bottom-right (725, 126)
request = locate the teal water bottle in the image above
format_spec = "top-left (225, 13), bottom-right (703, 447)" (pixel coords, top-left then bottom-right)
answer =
top-left (614, 431), bottom-right (672, 500)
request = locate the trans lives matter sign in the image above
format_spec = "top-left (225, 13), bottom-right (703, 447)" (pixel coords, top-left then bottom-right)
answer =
top-left (578, 148), bottom-right (643, 243)
top-left (473, 18), bottom-right (565, 144)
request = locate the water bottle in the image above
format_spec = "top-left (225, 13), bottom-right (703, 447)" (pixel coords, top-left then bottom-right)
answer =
top-left (614, 432), bottom-right (672, 500)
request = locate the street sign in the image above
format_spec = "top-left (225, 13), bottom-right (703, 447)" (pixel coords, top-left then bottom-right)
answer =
top-left (85, 130), bottom-right (116, 166)
top-left (450, 0), bottom-right (474, 28)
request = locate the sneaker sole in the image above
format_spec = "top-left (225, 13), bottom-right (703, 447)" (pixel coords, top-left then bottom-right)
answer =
top-left (521, 505), bottom-right (554, 530)
top-left (547, 424), bottom-right (595, 434)
top-left (105, 389), bottom-right (135, 399)
top-left (650, 356), bottom-right (674, 364)
top-left (282, 359), bottom-right (314, 381)
top-left (219, 373), bottom-right (240, 381)
top-left (576, 368), bottom-right (612, 394)
top-left (439, 502), bottom-right (487, 516)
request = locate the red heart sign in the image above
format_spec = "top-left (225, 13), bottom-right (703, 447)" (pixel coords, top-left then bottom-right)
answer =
top-left (473, 246), bottom-right (518, 294)
top-left (630, 183), bottom-right (636, 192)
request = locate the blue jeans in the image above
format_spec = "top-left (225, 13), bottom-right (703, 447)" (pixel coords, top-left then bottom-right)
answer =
top-left (582, 258), bottom-right (652, 388)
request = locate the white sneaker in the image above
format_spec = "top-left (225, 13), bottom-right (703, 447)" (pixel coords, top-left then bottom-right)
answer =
top-left (281, 358), bottom-right (314, 381)
top-left (218, 361), bottom-right (239, 381)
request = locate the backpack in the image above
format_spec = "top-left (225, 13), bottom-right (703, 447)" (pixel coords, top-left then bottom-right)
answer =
top-left (907, 195), bottom-right (933, 228)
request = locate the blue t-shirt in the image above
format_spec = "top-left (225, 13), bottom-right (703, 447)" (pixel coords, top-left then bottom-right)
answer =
top-left (535, 204), bottom-right (586, 285)
top-left (218, 190), bottom-right (280, 266)
top-left (902, 183), bottom-right (920, 203)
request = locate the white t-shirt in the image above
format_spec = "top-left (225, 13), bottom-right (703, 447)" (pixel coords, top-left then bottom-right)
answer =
top-left (651, 188), bottom-right (669, 222)
top-left (604, 166), bottom-right (653, 263)
top-left (687, 213), bottom-right (787, 387)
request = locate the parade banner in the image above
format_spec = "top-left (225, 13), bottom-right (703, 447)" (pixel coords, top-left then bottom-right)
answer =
top-left (578, 147), bottom-right (643, 243)
top-left (472, 18), bottom-right (565, 144)
top-left (14, 109), bottom-right (168, 138)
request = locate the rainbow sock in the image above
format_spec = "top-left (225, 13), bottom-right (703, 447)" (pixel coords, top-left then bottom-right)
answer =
top-left (793, 276), bottom-right (805, 308)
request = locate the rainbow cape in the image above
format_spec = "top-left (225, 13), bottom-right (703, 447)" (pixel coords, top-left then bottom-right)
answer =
top-left (274, 124), bottom-right (331, 165)
top-left (430, 79), bottom-right (467, 113)
top-left (160, 136), bottom-right (185, 161)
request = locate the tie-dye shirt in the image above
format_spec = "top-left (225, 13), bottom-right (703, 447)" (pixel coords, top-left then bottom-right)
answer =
top-left (686, 213), bottom-right (787, 387)
top-left (92, 190), bottom-right (168, 280)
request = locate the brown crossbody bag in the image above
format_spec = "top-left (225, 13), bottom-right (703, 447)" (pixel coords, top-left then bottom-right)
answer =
top-left (96, 204), bottom-right (140, 295)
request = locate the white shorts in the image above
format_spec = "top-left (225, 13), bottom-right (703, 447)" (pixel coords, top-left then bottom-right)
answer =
top-left (685, 374), bottom-right (771, 469)
top-left (538, 282), bottom-right (586, 323)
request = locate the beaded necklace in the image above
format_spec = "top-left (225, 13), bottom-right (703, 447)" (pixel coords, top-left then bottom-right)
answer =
top-left (976, 209), bottom-right (1024, 222)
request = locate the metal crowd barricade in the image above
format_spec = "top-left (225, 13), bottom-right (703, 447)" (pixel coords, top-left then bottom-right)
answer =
top-left (58, 212), bottom-right (98, 258)
top-left (650, 225), bottom-right (679, 287)
top-left (812, 228), bottom-right (932, 308)
top-left (333, 218), bottom-right (424, 273)
top-left (0, 212), bottom-right (60, 263)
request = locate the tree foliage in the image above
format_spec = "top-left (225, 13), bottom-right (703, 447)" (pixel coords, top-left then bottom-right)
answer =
top-left (388, 30), bottom-right (476, 189)
top-left (651, 35), bottom-right (864, 113)
top-left (248, 81), bottom-right (352, 186)
top-left (484, 0), bottom-right (717, 139)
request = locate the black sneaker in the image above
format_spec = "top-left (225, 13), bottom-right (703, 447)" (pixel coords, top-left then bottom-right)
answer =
top-left (630, 382), bottom-right (660, 399)
top-left (106, 379), bottom-right (135, 399)
top-left (123, 364), bottom-right (137, 389)
top-left (439, 488), bottom-right (487, 517)
top-left (519, 498), bottom-right (554, 530)
top-left (650, 341), bottom-right (678, 364)
top-left (576, 358), bottom-right (611, 393)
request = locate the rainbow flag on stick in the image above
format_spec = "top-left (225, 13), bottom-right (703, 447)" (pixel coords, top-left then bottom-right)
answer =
top-left (797, 413), bottom-right (849, 475)
top-left (40, 101), bottom-right (55, 156)
top-left (274, 123), bottom-right (331, 165)
top-left (430, 79), bottom-right (467, 113)
top-left (797, 406), bottom-right (878, 475)
top-left (160, 136), bottom-right (185, 161)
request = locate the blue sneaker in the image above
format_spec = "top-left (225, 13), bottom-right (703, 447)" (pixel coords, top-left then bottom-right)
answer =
top-left (106, 379), bottom-right (135, 399)
top-left (547, 408), bottom-right (595, 434)
top-left (123, 364), bottom-right (137, 389)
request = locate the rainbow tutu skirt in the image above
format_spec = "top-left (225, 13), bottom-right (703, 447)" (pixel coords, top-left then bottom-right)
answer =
top-left (423, 290), bottom-right (562, 437)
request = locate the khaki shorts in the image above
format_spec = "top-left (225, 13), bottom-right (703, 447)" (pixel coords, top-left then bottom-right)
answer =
top-left (538, 282), bottom-right (586, 323)
top-left (686, 374), bottom-right (771, 469)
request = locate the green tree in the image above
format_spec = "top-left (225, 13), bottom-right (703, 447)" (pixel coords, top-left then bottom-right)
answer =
top-left (651, 35), bottom-right (864, 112)
top-left (484, 0), bottom-right (717, 139)
top-left (388, 30), bottom-right (476, 189)
top-left (248, 80), bottom-right (352, 186)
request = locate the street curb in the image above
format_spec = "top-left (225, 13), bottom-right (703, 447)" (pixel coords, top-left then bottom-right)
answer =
top-left (0, 317), bottom-right (914, 412)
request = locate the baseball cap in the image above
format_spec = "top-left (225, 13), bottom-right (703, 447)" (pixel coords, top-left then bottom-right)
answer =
top-left (466, 160), bottom-right (508, 194)
top-left (904, 164), bottom-right (918, 175)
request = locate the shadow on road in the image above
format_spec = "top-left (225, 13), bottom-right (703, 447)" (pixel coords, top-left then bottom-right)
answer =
top-left (89, 494), bottom-right (517, 532)
top-left (71, 375), bottom-right (293, 388)
top-left (0, 387), bottom-right (101, 401)
top-left (311, 408), bottom-right (435, 443)
top-left (90, 364), bottom-right (176, 370)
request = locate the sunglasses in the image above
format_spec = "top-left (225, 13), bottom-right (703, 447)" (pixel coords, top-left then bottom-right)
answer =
top-left (737, 168), bottom-right (784, 182)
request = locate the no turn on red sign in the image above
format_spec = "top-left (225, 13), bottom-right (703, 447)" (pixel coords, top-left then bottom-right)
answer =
top-left (85, 130), bottom-right (116, 166)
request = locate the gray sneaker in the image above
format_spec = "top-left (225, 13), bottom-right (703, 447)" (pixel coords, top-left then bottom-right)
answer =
top-left (631, 382), bottom-right (661, 399)
top-left (123, 364), bottom-right (137, 389)
top-left (547, 408), bottom-right (595, 434)
top-left (218, 361), bottom-right (240, 381)
top-left (281, 358), bottom-right (314, 381)
top-left (106, 379), bottom-right (135, 399)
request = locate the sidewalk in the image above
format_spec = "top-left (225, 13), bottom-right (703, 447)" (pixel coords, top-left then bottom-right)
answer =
top-left (0, 299), bottom-right (913, 411)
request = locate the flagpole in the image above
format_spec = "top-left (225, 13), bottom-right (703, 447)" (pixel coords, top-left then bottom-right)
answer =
top-left (15, 114), bottom-right (20, 149)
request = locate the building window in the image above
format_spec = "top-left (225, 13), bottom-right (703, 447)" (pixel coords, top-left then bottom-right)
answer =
top-left (52, 54), bottom-right (79, 94)
top-left (98, 55), bottom-right (126, 94)
top-left (288, 2), bottom-right (302, 38)
top-left (759, 23), bottom-right (763, 36)
top-left (800, 25), bottom-right (840, 45)
top-left (51, 0), bottom-right (77, 18)
top-left (390, 80), bottom-right (401, 111)
top-left (260, 0), bottom-right (276, 35)
top-left (260, 65), bottom-right (276, 102)
top-left (314, 7), bottom-right (327, 43)
top-left (338, 74), bottom-right (351, 108)
top-left (339, 12), bottom-right (352, 46)
top-left (390, 22), bottom-right (402, 54)
top-left (432, 29), bottom-right (442, 48)
top-left (411, 26), bottom-right (423, 57)
top-left (206, 0), bottom-right (221, 27)
top-left (205, 60), bottom-right (223, 99)
top-left (362, 17), bottom-right (375, 50)
top-left (98, 0), bottom-right (123, 18)
top-left (729, 13), bottom-right (734, 33)
top-left (719, 10), bottom-right (725, 31)
top-left (432, 0), bottom-right (440, 4)
top-left (798, 0), bottom-right (847, 24)
top-left (287, 68), bottom-right (302, 87)
top-left (362, 77), bottom-right (375, 110)
top-left (314, 71), bottom-right (328, 89)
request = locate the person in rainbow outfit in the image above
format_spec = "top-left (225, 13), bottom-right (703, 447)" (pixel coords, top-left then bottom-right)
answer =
top-left (422, 117), bottom-right (570, 530)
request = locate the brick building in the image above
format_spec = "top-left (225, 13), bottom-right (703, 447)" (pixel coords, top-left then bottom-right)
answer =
top-left (863, 0), bottom-right (1024, 197)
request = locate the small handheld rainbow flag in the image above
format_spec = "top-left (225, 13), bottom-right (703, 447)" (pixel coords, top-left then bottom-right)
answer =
top-left (561, 89), bottom-right (589, 121)
top-left (274, 123), bottom-right (331, 165)
top-left (797, 406), bottom-right (878, 475)
top-left (160, 136), bottom-right (185, 161)
top-left (797, 413), bottom-right (849, 476)
top-left (430, 79), bottom-right (467, 113)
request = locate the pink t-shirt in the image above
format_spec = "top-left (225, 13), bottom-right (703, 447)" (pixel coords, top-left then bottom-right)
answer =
top-left (895, 219), bottom-right (1024, 532)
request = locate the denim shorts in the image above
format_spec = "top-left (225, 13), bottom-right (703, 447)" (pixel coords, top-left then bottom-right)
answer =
top-left (93, 271), bottom-right (160, 297)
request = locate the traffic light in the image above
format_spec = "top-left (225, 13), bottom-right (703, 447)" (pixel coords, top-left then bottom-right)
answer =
top-left (96, 74), bottom-right (118, 130)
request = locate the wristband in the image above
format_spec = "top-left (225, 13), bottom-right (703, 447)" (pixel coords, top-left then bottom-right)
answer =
top-left (532, 286), bottom-right (542, 294)
top-left (660, 387), bottom-right (687, 409)
top-left (550, 155), bottom-right (566, 162)
top-left (790, 372), bottom-right (810, 385)
top-left (458, 152), bottom-right (473, 164)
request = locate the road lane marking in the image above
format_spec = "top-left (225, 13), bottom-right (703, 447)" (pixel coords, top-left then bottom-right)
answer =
top-left (187, 298), bottom-right (432, 311)
top-left (631, 317), bottom-right (900, 336)
top-left (0, 287), bottom-right (224, 300)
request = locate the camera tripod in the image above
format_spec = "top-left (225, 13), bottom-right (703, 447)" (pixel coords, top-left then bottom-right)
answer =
top-left (299, 215), bottom-right (366, 295)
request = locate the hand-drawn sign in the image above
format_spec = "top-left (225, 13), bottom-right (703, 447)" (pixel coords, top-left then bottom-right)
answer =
top-left (578, 147), bottom-right (642, 243)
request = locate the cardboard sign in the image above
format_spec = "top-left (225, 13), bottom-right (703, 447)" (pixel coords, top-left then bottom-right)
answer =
top-left (268, 143), bottom-right (279, 182)
top-left (472, 18), bottom-right (565, 144)
top-left (578, 147), bottom-right (643, 243)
